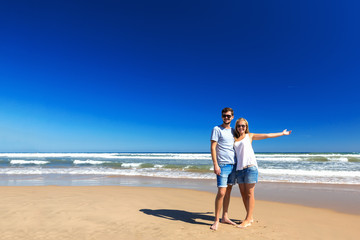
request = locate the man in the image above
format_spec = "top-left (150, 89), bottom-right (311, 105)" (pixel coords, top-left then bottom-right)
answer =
top-left (210, 107), bottom-right (236, 230)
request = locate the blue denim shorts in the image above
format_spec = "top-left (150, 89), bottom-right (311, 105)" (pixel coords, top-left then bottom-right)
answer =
top-left (216, 164), bottom-right (236, 187)
top-left (236, 166), bottom-right (258, 184)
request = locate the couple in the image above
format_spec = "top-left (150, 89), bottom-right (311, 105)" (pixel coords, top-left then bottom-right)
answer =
top-left (210, 107), bottom-right (291, 230)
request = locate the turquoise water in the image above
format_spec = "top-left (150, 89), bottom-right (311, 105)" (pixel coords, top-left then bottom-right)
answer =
top-left (0, 152), bottom-right (359, 185)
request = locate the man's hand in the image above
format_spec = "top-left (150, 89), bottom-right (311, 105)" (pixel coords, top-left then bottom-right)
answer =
top-left (214, 165), bottom-right (221, 175)
top-left (211, 141), bottom-right (221, 175)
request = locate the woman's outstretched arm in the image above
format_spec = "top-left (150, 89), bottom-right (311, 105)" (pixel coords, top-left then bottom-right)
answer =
top-left (251, 129), bottom-right (292, 141)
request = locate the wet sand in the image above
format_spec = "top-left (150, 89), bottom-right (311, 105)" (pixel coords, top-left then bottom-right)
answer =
top-left (105, 175), bottom-right (360, 215)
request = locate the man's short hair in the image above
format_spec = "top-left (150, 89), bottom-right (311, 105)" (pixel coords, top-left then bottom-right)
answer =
top-left (221, 107), bottom-right (234, 116)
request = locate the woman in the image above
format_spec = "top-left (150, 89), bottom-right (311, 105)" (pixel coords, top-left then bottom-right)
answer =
top-left (233, 118), bottom-right (291, 228)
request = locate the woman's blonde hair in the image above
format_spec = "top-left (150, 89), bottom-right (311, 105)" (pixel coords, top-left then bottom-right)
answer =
top-left (234, 118), bottom-right (250, 138)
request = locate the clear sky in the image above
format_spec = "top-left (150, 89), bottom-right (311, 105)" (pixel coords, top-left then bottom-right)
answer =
top-left (0, 0), bottom-right (359, 152)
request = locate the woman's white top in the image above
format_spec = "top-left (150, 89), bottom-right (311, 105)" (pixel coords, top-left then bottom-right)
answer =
top-left (234, 134), bottom-right (258, 171)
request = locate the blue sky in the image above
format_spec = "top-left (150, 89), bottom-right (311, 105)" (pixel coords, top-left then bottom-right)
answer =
top-left (0, 0), bottom-right (359, 152)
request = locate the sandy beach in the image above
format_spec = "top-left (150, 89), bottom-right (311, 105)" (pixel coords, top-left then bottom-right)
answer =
top-left (1, 185), bottom-right (359, 240)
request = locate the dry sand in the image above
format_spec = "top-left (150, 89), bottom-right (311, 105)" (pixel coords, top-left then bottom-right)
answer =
top-left (0, 186), bottom-right (359, 240)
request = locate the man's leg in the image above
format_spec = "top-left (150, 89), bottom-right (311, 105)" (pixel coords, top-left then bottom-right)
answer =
top-left (221, 185), bottom-right (236, 225)
top-left (210, 187), bottom-right (227, 230)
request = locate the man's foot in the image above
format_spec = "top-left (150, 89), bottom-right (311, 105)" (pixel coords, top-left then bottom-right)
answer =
top-left (221, 217), bottom-right (236, 226)
top-left (210, 221), bottom-right (219, 230)
top-left (237, 220), bottom-right (252, 228)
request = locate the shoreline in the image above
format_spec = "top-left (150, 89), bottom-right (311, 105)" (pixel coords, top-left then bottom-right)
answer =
top-left (2, 175), bottom-right (359, 215)
top-left (105, 175), bottom-right (360, 215)
top-left (103, 175), bottom-right (360, 215)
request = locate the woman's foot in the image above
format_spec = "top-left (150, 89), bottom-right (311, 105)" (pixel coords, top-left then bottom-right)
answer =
top-left (237, 220), bottom-right (252, 228)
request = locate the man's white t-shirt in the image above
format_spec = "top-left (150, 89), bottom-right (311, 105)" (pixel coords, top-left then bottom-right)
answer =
top-left (211, 125), bottom-right (236, 165)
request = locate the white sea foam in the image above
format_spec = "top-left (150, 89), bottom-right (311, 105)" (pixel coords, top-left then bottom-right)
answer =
top-left (256, 155), bottom-right (360, 162)
top-left (114, 153), bottom-right (210, 160)
top-left (256, 153), bottom-right (360, 160)
top-left (256, 153), bottom-right (359, 157)
top-left (256, 157), bottom-right (303, 162)
top-left (0, 167), bottom-right (215, 179)
top-left (0, 153), bottom-right (119, 159)
top-left (121, 163), bottom-right (142, 168)
top-left (73, 160), bottom-right (105, 165)
top-left (0, 153), bottom-right (359, 162)
top-left (0, 152), bottom-right (359, 185)
top-left (0, 153), bottom-right (211, 160)
top-left (0, 167), bottom-right (359, 184)
top-left (10, 160), bottom-right (50, 165)
top-left (330, 157), bottom-right (348, 162)
top-left (154, 164), bottom-right (164, 168)
top-left (259, 169), bottom-right (360, 177)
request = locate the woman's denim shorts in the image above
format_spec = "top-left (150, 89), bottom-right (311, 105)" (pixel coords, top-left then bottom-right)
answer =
top-left (236, 166), bottom-right (258, 184)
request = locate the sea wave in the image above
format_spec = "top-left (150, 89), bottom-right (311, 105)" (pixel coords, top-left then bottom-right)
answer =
top-left (10, 160), bottom-right (50, 165)
top-left (260, 169), bottom-right (360, 177)
top-left (0, 153), bottom-right (211, 160)
top-left (256, 154), bottom-right (360, 162)
top-left (73, 160), bottom-right (107, 165)
top-left (0, 153), bottom-right (359, 162)
top-left (0, 153), bottom-right (119, 159)
top-left (0, 152), bottom-right (359, 185)
top-left (0, 167), bottom-right (215, 179)
top-left (121, 163), bottom-right (142, 168)
top-left (0, 167), bottom-right (359, 184)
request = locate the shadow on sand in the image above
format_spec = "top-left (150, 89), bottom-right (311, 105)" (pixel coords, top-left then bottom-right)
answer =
top-left (140, 209), bottom-right (215, 225)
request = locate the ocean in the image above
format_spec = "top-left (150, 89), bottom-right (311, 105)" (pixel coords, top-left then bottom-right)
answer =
top-left (0, 152), bottom-right (359, 186)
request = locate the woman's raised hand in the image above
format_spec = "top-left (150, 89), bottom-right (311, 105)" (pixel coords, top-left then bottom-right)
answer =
top-left (283, 129), bottom-right (292, 135)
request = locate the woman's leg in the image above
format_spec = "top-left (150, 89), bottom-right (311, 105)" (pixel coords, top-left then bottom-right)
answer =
top-left (238, 183), bottom-right (248, 215)
top-left (238, 183), bottom-right (256, 227)
top-left (245, 183), bottom-right (256, 222)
